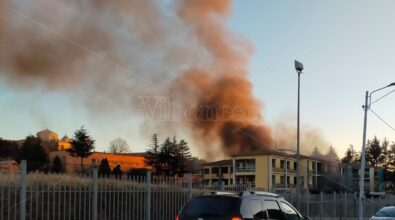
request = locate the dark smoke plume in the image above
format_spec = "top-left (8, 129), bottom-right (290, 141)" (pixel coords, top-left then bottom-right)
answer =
top-left (0, 0), bottom-right (273, 158)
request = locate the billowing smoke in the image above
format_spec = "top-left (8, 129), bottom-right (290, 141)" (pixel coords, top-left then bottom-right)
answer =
top-left (1, 0), bottom-right (273, 158)
top-left (170, 0), bottom-right (273, 157)
top-left (272, 115), bottom-right (330, 155)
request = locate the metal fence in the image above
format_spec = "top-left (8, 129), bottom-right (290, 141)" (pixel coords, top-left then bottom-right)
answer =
top-left (1, 161), bottom-right (394, 220)
top-left (276, 189), bottom-right (395, 220)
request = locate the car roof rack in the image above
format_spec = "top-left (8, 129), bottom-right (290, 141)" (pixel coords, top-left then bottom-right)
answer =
top-left (240, 191), bottom-right (279, 198)
top-left (202, 191), bottom-right (236, 196)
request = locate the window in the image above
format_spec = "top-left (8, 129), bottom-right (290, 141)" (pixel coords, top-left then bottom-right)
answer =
top-left (280, 175), bottom-right (285, 184)
top-left (203, 168), bottom-right (209, 174)
top-left (280, 202), bottom-right (301, 220)
top-left (241, 199), bottom-right (266, 219)
top-left (212, 167), bottom-right (219, 176)
top-left (180, 196), bottom-right (241, 218)
top-left (236, 159), bottom-right (256, 172)
top-left (280, 160), bottom-right (285, 169)
top-left (286, 161), bottom-right (290, 169)
top-left (286, 176), bottom-right (290, 185)
top-left (221, 167), bottom-right (228, 174)
top-left (294, 162), bottom-right (297, 169)
top-left (263, 200), bottom-right (284, 220)
top-left (272, 175), bottom-right (276, 185)
top-left (272, 159), bottom-right (276, 168)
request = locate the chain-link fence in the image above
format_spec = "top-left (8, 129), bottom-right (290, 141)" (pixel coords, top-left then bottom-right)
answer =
top-left (1, 161), bottom-right (394, 220)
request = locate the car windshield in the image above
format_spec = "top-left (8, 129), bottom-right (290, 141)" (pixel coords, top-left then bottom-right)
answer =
top-left (180, 196), bottom-right (241, 217)
top-left (375, 207), bottom-right (395, 217)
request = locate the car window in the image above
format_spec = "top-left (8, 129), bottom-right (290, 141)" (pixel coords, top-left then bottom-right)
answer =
top-left (375, 207), bottom-right (395, 217)
top-left (280, 202), bottom-right (301, 220)
top-left (263, 200), bottom-right (284, 220)
top-left (180, 196), bottom-right (241, 218)
top-left (241, 199), bottom-right (267, 219)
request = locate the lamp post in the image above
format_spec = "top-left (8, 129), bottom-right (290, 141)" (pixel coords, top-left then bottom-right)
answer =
top-left (358, 82), bottom-right (395, 220)
top-left (294, 60), bottom-right (304, 209)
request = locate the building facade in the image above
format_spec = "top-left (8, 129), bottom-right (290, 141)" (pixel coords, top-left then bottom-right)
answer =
top-left (201, 160), bottom-right (233, 186)
top-left (202, 149), bottom-right (328, 191)
top-left (50, 151), bottom-right (149, 174)
top-left (36, 129), bottom-right (71, 151)
top-left (339, 163), bottom-right (384, 193)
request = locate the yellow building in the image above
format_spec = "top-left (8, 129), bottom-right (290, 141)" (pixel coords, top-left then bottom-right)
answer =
top-left (202, 149), bottom-right (329, 190)
top-left (58, 135), bottom-right (71, 150)
top-left (201, 160), bottom-right (233, 186)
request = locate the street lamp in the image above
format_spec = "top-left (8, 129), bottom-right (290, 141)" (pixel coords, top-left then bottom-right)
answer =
top-left (358, 82), bottom-right (395, 220)
top-left (294, 60), bottom-right (303, 209)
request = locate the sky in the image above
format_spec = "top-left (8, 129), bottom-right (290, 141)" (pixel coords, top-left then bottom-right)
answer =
top-left (1, 0), bottom-right (395, 158)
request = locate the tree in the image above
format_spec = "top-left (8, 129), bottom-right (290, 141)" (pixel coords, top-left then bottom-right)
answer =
top-left (366, 136), bottom-right (384, 167)
top-left (98, 158), bottom-right (111, 177)
top-left (159, 137), bottom-right (176, 176)
top-left (146, 134), bottom-right (194, 177)
top-left (51, 156), bottom-right (64, 173)
top-left (67, 127), bottom-right (95, 170)
top-left (174, 139), bottom-right (191, 176)
top-left (325, 146), bottom-right (339, 162)
top-left (381, 138), bottom-right (390, 190)
top-left (146, 134), bottom-right (162, 175)
top-left (325, 146), bottom-right (339, 173)
top-left (311, 147), bottom-right (324, 159)
top-left (112, 164), bottom-right (123, 179)
top-left (127, 168), bottom-right (148, 178)
top-left (0, 138), bottom-right (19, 159)
top-left (109, 138), bottom-right (129, 154)
top-left (16, 136), bottom-right (49, 172)
top-left (389, 142), bottom-right (395, 192)
top-left (341, 145), bottom-right (354, 164)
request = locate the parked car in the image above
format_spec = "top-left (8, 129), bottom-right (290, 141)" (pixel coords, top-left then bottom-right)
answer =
top-left (371, 206), bottom-right (395, 220)
top-left (176, 191), bottom-right (309, 220)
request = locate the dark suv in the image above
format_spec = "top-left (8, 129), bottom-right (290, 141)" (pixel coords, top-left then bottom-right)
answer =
top-left (177, 191), bottom-right (309, 220)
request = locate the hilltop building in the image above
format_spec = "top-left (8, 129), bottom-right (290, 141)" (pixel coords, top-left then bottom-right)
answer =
top-left (36, 129), bottom-right (71, 151)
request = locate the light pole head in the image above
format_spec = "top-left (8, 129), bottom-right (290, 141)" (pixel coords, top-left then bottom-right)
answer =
top-left (388, 82), bottom-right (395, 87)
top-left (295, 60), bottom-right (304, 73)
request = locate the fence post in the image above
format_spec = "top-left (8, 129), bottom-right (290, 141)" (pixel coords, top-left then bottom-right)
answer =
top-left (344, 192), bottom-right (348, 218)
top-left (187, 174), bottom-right (193, 199)
top-left (146, 171), bottom-right (151, 220)
top-left (19, 160), bottom-right (27, 220)
top-left (92, 165), bottom-right (98, 220)
top-left (334, 192), bottom-right (336, 218)
top-left (320, 191), bottom-right (324, 220)
top-left (306, 189), bottom-right (309, 218)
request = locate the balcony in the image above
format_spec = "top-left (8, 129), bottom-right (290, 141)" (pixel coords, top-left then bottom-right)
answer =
top-left (236, 167), bottom-right (255, 172)
top-left (274, 183), bottom-right (286, 188)
top-left (273, 167), bottom-right (285, 172)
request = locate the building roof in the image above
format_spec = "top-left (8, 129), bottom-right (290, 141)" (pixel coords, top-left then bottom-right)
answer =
top-left (232, 149), bottom-right (329, 162)
top-left (37, 129), bottom-right (56, 135)
top-left (203, 159), bottom-right (232, 166)
top-left (61, 135), bottom-right (70, 142)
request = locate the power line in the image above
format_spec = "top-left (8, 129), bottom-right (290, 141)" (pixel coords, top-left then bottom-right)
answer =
top-left (370, 89), bottom-right (395, 105)
top-left (369, 109), bottom-right (395, 132)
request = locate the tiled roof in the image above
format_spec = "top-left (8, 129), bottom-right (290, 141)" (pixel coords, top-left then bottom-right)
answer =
top-left (203, 159), bottom-right (232, 166)
top-left (232, 149), bottom-right (329, 162)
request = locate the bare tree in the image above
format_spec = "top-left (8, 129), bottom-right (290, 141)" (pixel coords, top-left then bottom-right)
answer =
top-left (109, 138), bottom-right (129, 154)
